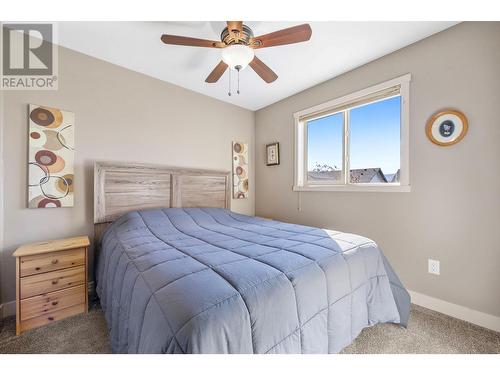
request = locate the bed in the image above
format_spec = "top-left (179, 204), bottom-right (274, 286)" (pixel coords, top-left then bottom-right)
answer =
top-left (94, 162), bottom-right (410, 354)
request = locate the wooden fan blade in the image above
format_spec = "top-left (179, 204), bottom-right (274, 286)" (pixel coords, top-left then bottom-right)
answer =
top-left (249, 24), bottom-right (312, 49)
top-left (205, 61), bottom-right (228, 83)
top-left (249, 56), bottom-right (278, 83)
top-left (226, 21), bottom-right (243, 33)
top-left (161, 34), bottom-right (223, 48)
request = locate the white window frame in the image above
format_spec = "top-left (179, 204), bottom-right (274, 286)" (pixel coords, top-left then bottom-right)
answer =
top-left (293, 74), bottom-right (411, 193)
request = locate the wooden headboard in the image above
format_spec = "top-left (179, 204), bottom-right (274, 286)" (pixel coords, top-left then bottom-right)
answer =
top-left (93, 161), bottom-right (231, 247)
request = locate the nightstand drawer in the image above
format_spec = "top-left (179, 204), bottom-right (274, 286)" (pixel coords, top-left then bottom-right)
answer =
top-left (20, 266), bottom-right (85, 299)
top-left (20, 248), bottom-right (85, 277)
top-left (20, 284), bottom-right (85, 321)
top-left (20, 303), bottom-right (86, 332)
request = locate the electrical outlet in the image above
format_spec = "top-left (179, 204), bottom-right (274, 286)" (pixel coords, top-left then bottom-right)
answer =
top-left (428, 259), bottom-right (440, 275)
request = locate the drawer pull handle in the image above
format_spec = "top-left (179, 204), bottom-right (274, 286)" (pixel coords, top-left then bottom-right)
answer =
top-left (51, 259), bottom-right (59, 265)
top-left (48, 317), bottom-right (54, 321)
top-left (52, 301), bottom-right (58, 306)
top-left (51, 280), bottom-right (59, 285)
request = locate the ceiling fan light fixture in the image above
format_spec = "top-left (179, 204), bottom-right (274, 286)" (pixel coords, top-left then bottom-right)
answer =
top-left (221, 45), bottom-right (254, 70)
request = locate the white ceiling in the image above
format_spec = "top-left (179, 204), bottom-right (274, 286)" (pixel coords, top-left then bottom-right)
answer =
top-left (57, 21), bottom-right (457, 111)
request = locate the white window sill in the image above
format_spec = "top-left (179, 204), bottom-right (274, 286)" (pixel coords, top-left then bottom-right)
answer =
top-left (293, 184), bottom-right (411, 193)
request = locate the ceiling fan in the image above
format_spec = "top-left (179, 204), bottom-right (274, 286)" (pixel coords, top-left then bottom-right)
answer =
top-left (161, 21), bottom-right (312, 93)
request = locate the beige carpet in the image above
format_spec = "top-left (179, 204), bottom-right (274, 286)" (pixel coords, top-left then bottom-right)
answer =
top-left (0, 304), bottom-right (499, 354)
top-left (0, 307), bottom-right (111, 354)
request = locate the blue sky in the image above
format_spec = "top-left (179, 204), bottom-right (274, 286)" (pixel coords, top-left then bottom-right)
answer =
top-left (307, 96), bottom-right (401, 175)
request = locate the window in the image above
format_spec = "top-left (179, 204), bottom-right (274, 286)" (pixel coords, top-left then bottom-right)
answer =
top-left (294, 74), bottom-right (410, 192)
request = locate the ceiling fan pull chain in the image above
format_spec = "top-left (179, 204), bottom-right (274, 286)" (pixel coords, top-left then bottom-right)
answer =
top-left (237, 68), bottom-right (240, 95)
top-left (228, 68), bottom-right (232, 96)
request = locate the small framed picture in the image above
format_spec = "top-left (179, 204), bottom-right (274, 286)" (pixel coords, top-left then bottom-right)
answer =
top-left (266, 142), bottom-right (280, 166)
top-left (426, 109), bottom-right (468, 146)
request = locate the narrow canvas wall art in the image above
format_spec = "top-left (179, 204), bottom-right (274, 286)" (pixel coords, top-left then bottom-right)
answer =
top-left (232, 141), bottom-right (248, 199)
top-left (28, 104), bottom-right (75, 208)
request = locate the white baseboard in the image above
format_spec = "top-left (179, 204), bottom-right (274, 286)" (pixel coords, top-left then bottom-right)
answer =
top-left (409, 290), bottom-right (500, 333)
top-left (1, 300), bottom-right (15, 319)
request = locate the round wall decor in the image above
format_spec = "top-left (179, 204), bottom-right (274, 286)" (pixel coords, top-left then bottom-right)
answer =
top-left (426, 109), bottom-right (468, 146)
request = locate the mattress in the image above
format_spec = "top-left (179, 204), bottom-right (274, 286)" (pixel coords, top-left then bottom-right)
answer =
top-left (96, 208), bottom-right (410, 353)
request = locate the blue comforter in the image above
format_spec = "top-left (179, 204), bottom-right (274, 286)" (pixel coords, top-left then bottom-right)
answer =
top-left (96, 208), bottom-right (409, 353)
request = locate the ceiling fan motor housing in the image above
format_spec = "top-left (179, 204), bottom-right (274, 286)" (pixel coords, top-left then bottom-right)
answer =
top-left (220, 24), bottom-right (255, 46)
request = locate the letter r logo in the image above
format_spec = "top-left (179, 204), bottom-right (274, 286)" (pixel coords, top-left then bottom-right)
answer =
top-left (2, 23), bottom-right (53, 76)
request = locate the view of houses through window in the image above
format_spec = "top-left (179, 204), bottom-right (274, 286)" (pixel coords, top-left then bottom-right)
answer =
top-left (307, 95), bottom-right (401, 184)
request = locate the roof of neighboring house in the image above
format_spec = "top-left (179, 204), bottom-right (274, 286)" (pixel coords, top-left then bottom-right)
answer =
top-left (308, 168), bottom-right (388, 183)
top-left (391, 169), bottom-right (400, 183)
top-left (350, 168), bottom-right (388, 183)
top-left (307, 170), bottom-right (342, 180)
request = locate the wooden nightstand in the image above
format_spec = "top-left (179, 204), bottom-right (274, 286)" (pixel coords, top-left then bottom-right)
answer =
top-left (13, 236), bottom-right (90, 335)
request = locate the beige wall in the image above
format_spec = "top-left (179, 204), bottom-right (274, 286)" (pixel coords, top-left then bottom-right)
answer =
top-left (255, 22), bottom-right (500, 317)
top-left (0, 46), bottom-right (255, 304)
